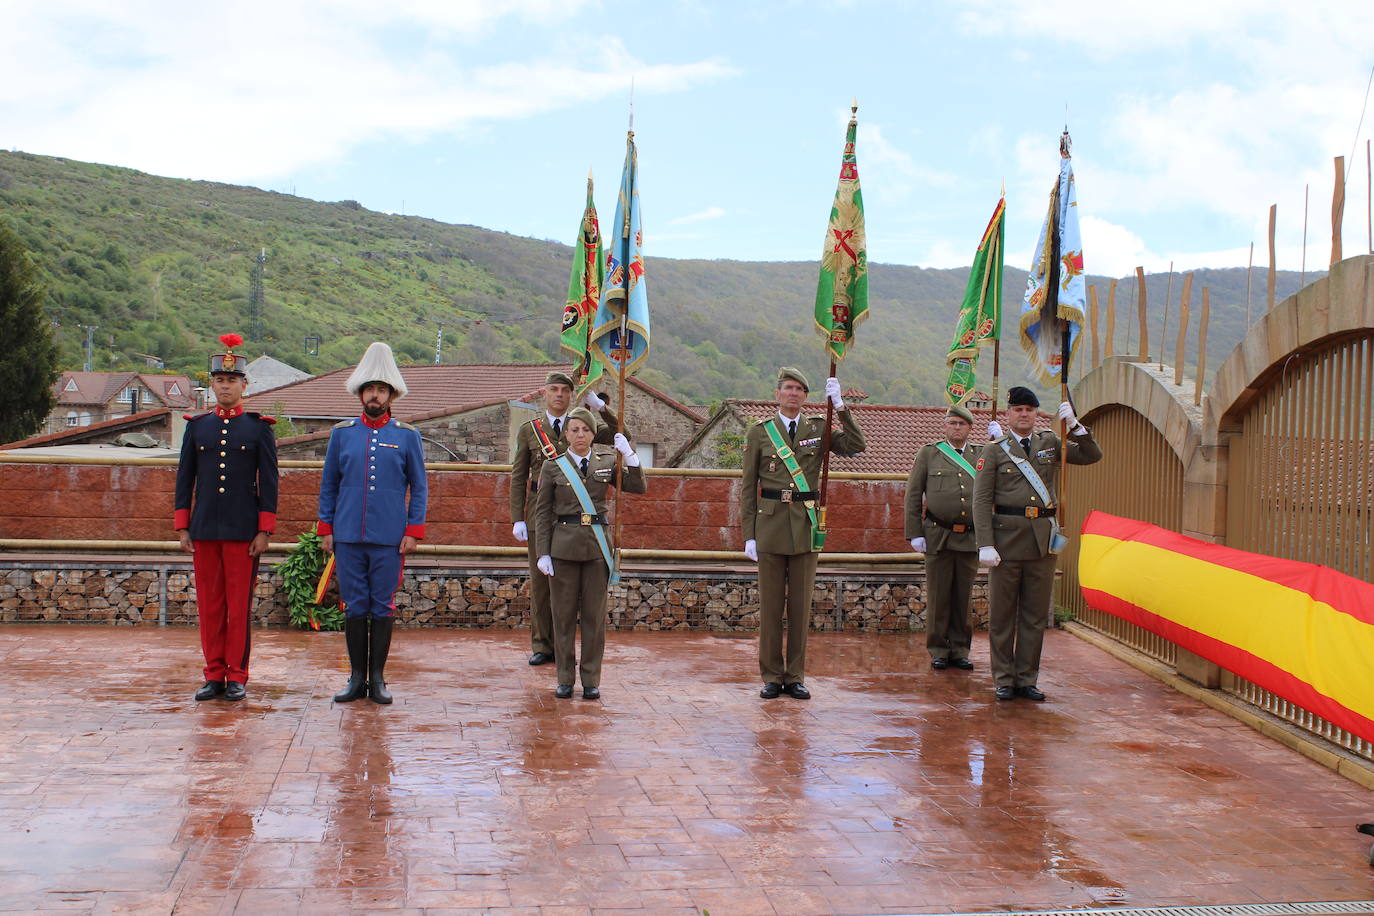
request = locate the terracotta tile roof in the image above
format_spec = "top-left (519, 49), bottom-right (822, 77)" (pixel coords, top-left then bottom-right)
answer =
top-left (245, 362), bottom-right (709, 425)
top-left (728, 399), bottom-right (1052, 475)
top-left (53, 371), bottom-right (194, 409)
top-left (243, 363), bottom-right (564, 420)
top-left (0, 408), bottom-right (171, 450)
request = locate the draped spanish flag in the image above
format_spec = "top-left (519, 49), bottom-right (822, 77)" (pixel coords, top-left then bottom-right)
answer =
top-left (1078, 511), bottom-right (1374, 744)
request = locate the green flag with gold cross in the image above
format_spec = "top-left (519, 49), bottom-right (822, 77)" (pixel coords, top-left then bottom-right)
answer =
top-left (814, 106), bottom-right (868, 362)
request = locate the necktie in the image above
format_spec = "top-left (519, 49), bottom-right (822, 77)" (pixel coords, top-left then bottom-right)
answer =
top-left (552, 418), bottom-right (561, 438)
top-left (579, 457), bottom-right (588, 478)
top-left (788, 419), bottom-right (796, 441)
top-left (1020, 437), bottom-right (1031, 454)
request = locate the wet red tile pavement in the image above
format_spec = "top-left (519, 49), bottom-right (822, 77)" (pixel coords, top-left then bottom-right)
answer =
top-left (2, 624), bottom-right (1371, 915)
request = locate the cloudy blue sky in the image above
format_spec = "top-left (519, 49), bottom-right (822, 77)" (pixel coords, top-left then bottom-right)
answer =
top-left (3, 0), bottom-right (1371, 277)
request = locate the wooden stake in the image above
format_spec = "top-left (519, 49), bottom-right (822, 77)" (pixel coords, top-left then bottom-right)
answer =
top-left (1089, 285), bottom-right (1100, 369)
top-left (1195, 287), bottom-right (1210, 407)
top-left (1245, 241), bottom-right (1253, 327)
top-left (1135, 266), bottom-right (1148, 360)
top-left (1301, 183), bottom-right (1309, 286)
top-left (1105, 279), bottom-right (1117, 358)
top-left (1331, 155), bottom-right (1345, 266)
top-left (1367, 139), bottom-right (1371, 254)
top-left (1173, 273), bottom-right (1192, 387)
top-left (1267, 204), bottom-right (1277, 312)
top-left (1160, 261), bottom-right (1174, 371)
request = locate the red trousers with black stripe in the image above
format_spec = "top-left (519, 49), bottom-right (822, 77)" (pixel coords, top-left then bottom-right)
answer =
top-left (192, 540), bottom-right (257, 683)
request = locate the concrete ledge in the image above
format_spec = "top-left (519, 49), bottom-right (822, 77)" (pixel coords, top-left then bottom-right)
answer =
top-left (1066, 621), bottom-right (1374, 792)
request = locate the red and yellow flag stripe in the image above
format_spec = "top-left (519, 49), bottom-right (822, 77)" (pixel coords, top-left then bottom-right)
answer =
top-left (1079, 511), bottom-right (1374, 743)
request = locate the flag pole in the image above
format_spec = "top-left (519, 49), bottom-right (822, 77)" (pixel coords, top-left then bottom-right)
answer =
top-left (613, 127), bottom-right (634, 559)
top-left (1053, 130), bottom-right (1072, 523)
top-left (818, 98), bottom-right (859, 532)
top-left (990, 184), bottom-right (1004, 433)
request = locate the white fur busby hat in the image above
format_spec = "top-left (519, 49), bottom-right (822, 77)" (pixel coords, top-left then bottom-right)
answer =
top-left (346, 341), bottom-right (408, 399)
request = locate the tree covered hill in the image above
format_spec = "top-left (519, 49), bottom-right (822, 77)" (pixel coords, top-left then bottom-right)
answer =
top-left (0, 150), bottom-right (1311, 407)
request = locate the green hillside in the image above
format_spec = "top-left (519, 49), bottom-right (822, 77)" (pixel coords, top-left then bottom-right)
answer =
top-left (0, 150), bottom-right (1312, 407)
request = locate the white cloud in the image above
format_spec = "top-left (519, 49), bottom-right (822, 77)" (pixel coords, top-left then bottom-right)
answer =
top-left (668, 206), bottom-right (726, 225)
top-left (0, 1), bottom-right (735, 184)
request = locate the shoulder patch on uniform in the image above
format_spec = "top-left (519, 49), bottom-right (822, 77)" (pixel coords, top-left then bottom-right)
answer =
top-left (976, 457), bottom-right (986, 471)
top-left (333, 419), bottom-right (356, 429)
top-left (393, 420), bottom-right (418, 432)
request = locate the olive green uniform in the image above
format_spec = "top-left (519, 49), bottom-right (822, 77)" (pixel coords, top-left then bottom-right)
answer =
top-left (972, 429), bottom-right (1102, 688)
top-left (534, 446), bottom-right (646, 690)
top-left (509, 406), bottom-right (619, 656)
top-left (905, 440), bottom-right (982, 663)
top-left (740, 409), bottom-right (865, 685)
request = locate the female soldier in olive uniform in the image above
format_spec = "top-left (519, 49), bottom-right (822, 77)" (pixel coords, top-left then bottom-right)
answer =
top-left (533, 408), bottom-right (646, 699)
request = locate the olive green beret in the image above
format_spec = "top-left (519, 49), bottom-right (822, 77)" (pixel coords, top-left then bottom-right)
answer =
top-left (545, 370), bottom-right (575, 389)
top-left (946, 404), bottom-right (975, 425)
top-left (564, 407), bottom-right (598, 432)
top-left (776, 366), bottom-right (810, 391)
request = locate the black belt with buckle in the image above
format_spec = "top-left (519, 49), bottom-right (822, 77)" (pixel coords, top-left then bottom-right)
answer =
top-left (557, 513), bottom-right (607, 526)
top-left (925, 511), bottom-right (971, 533)
top-left (995, 505), bottom-right (1056, 519)
top-left (761, 488), bottom-right (818, 503)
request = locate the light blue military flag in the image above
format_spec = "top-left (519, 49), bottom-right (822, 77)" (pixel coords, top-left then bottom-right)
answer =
top-left (590, 131), bottom-right (650, 377)
top-left (1019, 132), bottom-right (1085, 385)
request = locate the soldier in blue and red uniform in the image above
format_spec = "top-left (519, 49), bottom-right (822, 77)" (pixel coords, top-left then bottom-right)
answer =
top-left (175, 333), bottom-right (279, 702)
top-left (319, 342), bottom-right (428, 705)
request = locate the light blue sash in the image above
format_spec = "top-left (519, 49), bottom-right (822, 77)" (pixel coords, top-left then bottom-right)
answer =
top-left (553, 453), bottom-right (619, 584)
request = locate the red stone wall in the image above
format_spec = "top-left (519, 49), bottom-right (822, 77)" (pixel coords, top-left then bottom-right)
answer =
top-left (1, 461), bottom-right (911, 553)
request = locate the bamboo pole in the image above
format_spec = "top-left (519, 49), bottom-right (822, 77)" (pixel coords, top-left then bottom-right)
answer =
top-left (1105, 278), bottom-right (1117, 358)
top-left (1173, 273), bottom-right (1192, 387)
top-left (1195, 287), bottom-right (1210, 406)
top-left (1089, 285), bottom-right (1100, 369)
top-left (1159, 261), bottom-right (1174, 371)
top-left (1267, 204), bottom-right (1277, 312)
top-left (1331, 155), bottom-right (1345, 266)
top-left (1135, 266), bottom-right (1148, 359)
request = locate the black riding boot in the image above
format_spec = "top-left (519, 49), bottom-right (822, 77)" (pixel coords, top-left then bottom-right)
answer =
top-left (368, 616), bottom-right (394, 705)
top-left (332, 616), bottom-right (370, 703)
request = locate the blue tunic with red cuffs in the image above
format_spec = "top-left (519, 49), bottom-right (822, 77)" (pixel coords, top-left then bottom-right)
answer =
top-left (317, 414), bottom-right (427, 545)
top-left (174, 405), bottom-right (279, 540)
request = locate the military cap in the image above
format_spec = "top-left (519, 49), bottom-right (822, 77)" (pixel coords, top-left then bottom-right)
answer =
top-left (209, 333), bottom-right (248, 376)
top-left (776, 367), bottom-right (810, 391)
top-left (564, 406), bottom-right (598, 432)
top-left (946, 404), bottom-right (975, 425)
top-left (545, 370), bottom-right (576, 389)
top-left (1007, 386), bottom-right (1040, 408)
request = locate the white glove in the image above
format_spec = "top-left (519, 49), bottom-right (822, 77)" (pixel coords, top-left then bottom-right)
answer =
top-left (583, 391), bottom-right (606, 411)
top-left (978, 546), bottom-right (1001, 567)
top-left (512, 521), bottom-right (528, 542)
top-left (910, 537), bottom-right (926, 553)
top-left (987, 420), bottom-right (1003, 440)
top-left (825, 377), bottom-right (844, 411)
top-left (612, 432), bottom-right (639, 466)
top-left (537, 555), bottom-right (555, 577)
top-left (743, 539), bottom-right (758, 562)
top-left (1058, 401), bottom-right (1085, 435)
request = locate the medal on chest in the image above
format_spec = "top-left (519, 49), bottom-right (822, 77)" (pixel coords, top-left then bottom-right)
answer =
top-left (767, 456), bottom-right (779, 474)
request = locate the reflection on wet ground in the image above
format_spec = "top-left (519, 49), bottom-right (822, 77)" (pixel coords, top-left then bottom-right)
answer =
top-left (1, 625), bottom-right (1370, 914)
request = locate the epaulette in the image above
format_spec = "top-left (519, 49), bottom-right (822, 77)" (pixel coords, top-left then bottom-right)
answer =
top-left (333, 419), bottom-right (356, 429)
top-left (394, 420), bottom-right (418, 431)
top-left (245, 412), bottom-right (276, 425)
top-left (183, 411), bottom-right (210, 422)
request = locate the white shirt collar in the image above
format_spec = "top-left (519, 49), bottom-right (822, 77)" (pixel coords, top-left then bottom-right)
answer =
top-left (777, 410), bottom-right (801, 427)
top-left (546, 411), bottom-right (568, 426)
top-left (567, 446), bottom-right (591, 460)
